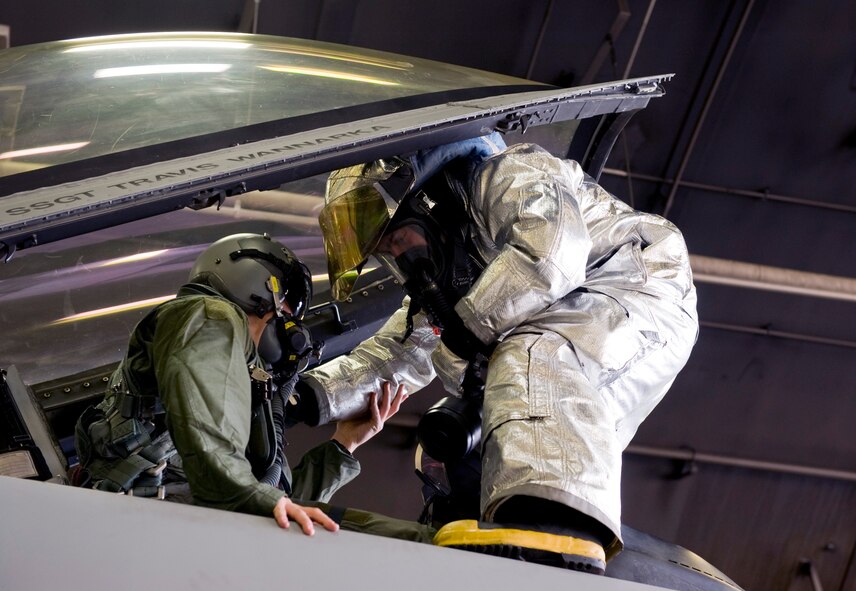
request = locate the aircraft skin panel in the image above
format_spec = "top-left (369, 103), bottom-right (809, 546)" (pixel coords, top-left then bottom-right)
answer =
top-left (0, 475), bottom-right (671, 590)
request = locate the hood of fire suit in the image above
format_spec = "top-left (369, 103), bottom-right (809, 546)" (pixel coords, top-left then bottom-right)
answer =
top-left (319, 133), bottom-right (506, 301)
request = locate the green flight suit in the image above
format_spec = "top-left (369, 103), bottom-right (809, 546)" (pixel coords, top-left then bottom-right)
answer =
top-left (81, 284), bottom-right (358, 516)
top-left (78, 283), bottom-right (435, 543)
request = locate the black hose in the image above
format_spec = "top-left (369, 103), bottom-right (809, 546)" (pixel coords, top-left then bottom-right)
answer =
top-left (258, 375), bottom-right (297, 488)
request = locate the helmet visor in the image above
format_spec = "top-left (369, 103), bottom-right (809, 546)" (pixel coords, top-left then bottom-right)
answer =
top-left (282, 259), bottom-right (312, 319)
top-left (319, 183), bottom-right (393, 301)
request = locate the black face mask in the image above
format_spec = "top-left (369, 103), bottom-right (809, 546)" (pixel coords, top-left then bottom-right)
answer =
top-left (258, 316), bottom-right (317, 383)
top-left (384, 223), bottom-right (452, 330)
top-left (395, 241), bottom-right (438, 287)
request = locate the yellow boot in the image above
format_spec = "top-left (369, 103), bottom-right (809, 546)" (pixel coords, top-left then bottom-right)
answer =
top-left (433, 519), bottom-right (606, 575)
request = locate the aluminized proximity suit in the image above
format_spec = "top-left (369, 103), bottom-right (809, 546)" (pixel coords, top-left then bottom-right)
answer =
top-left (304, 143), bottom-right (698, 550)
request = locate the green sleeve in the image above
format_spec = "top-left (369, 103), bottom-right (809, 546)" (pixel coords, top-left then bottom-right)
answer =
top-left (154, 298), bottom-right (283, 516)
top-left (289, 440), bottom-right (360, 503)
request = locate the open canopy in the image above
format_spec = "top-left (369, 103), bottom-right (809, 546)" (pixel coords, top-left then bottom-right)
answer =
top-left (0, 32), bottom-right (669, 260)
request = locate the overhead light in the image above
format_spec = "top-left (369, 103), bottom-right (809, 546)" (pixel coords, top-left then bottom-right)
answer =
top-left (0, 142), bottom-right (89, 160)
top-left (259, 65), bottom-right (399, 86)
top-left (94, 64), bottom-right (231, 78)
top-left (65, 40), bottom-right (252, 53)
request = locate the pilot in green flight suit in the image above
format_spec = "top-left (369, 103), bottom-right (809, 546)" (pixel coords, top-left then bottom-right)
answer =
top-left (75, 233), bottom-right (432, 540)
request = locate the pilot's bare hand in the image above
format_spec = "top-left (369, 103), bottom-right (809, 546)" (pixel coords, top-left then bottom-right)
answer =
top-left (273, 496), bottom-right (339, 535)
top-left (332, 382), bottom-right (409, 453)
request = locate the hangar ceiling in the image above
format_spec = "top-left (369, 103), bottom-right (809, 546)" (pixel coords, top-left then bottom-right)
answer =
top-left (1, 1), bottom-right (854, 590)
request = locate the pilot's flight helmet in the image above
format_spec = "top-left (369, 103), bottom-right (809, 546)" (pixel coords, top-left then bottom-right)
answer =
top-left (189, 233), bottom-right (312, 320)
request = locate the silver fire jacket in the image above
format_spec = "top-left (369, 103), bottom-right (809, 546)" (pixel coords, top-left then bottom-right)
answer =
top-left (304, 143), bottom-right (698, 551)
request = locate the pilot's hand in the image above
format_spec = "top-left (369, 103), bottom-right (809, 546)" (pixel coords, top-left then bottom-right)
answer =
top-left (332, 382), bottom-right (409, 453)
top-left (273, 496), bottom-right (339, 535)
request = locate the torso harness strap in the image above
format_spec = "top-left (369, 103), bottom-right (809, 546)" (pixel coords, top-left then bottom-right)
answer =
top-left (74, 369), bottom-right (177, 497)
top-left (75, 363), bottom-right (288, 497)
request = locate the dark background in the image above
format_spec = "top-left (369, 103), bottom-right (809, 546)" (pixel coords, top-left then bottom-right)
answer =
top-left (2, 2), bottom-right (854, 589)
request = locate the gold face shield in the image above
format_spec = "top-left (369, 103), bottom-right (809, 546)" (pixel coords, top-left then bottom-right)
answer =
top-left (319, 159), bottom-right (414, 300)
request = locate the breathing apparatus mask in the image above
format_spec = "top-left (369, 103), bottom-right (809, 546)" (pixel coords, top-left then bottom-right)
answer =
top-left (376, 174), bottom-right (485, 342)
top-left (259, 316), bottom-right (321, 384)
top-left (260, 271), bottom-right (319, 385)
top-left (375, 182), bottom-right (458, 288)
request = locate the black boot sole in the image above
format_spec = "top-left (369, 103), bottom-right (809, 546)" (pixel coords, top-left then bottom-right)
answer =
top-left (448, 543), bottom-right (606, 575)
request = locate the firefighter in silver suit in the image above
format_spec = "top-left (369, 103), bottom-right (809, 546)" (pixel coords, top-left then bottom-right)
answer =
top-left (299, 133), bottom-right (698, 574)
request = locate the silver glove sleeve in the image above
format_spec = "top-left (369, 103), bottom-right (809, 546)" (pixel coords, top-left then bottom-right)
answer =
top-left (303, 297), bottom-right (440, 424)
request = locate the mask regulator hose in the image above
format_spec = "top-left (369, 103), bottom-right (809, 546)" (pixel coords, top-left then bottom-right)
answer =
top-left (408, 267), bottom-right (491, 363)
